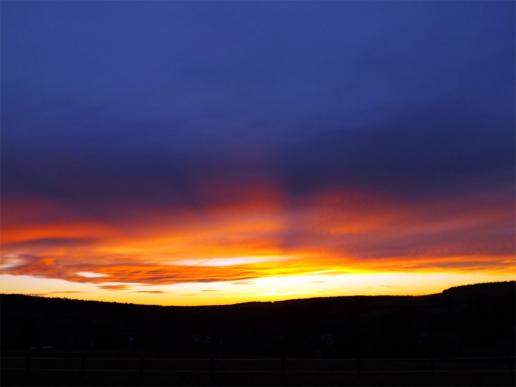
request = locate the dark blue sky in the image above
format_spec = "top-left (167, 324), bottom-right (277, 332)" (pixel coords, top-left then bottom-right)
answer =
top-left (3, 1), bottom-right (514, 209)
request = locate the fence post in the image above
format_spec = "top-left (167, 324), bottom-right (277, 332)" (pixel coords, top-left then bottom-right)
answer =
top-left (81, 354), bottom-right (86, 382)
top-left (139, 356), bottom-right (144, 384)
top-left (26, 354), bottom-right (31, 384)
top-left (280, 356), bottom-right (286, 385)
top-left (210, 356), bottom-right (215, 385)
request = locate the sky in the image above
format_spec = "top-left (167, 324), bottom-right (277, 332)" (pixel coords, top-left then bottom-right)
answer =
top-left (1, 1), bottom-right (515, 305)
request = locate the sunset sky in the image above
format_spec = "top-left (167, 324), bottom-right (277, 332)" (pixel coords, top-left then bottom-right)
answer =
top-left (1, 1), bottom-right (514, 305)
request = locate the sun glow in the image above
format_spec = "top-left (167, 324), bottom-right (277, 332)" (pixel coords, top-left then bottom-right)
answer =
top-left (2, 271), bottom-right (515, 306)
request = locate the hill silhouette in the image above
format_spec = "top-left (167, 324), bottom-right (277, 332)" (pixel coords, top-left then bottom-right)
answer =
top-left (2, 281), bottom-right (514, 358)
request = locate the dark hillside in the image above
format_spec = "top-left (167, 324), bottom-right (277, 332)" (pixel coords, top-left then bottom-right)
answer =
top-left (1, 281), bottom-right (514, 358)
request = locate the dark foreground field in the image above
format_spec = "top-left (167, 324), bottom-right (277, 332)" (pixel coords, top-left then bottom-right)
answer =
top-left (1, 281), bottom-right (515, 386)
top-left (2, 352), bottom-right (514, 386)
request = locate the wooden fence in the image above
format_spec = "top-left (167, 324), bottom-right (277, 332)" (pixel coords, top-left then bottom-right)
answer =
top-left (2, 354), bottom-right (514, 385)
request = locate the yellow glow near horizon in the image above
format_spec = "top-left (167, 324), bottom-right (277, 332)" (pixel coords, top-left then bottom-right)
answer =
top-left (2, 271), bottom-right (514, 306)
top-left (1, 187), bottom-right (514, 305)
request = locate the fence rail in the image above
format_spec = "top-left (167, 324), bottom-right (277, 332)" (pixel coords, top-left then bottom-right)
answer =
top-left (2, 354), bottom-right (514, 385)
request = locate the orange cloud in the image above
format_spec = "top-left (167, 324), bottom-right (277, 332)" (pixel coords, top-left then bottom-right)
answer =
top-left (1, 186), bottom-right (514, 291)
